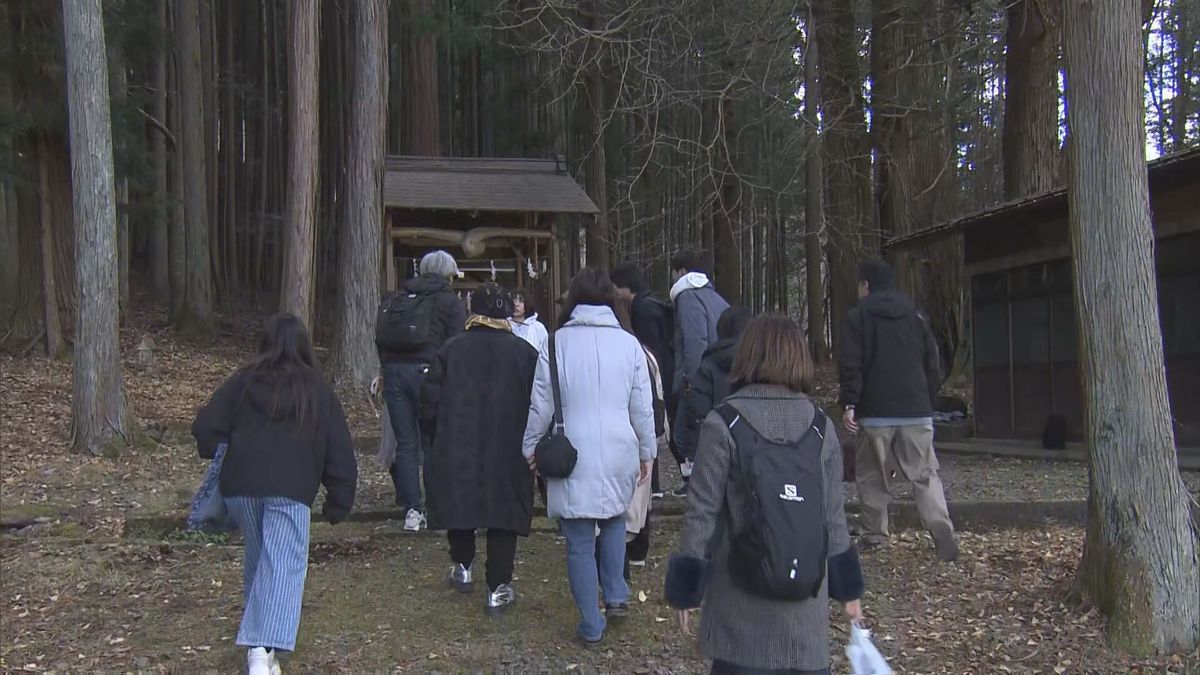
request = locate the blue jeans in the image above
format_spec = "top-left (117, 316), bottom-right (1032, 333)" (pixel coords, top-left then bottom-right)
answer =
top-left (560, 516), bottom-right (629, 641)
top-left (225, 496), bottom-right (311, 652)
top-left (383, 362), bottom-right (426, 512)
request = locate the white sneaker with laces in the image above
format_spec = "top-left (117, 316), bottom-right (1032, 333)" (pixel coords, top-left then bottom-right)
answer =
top-left (403, 508), bottom-right (427, 533)
top-left (247, 647), bottom-right (271, 675)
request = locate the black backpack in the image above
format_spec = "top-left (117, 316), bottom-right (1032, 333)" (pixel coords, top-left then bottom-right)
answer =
top-left (715, 403), bottom-right (828, 601)
top-left (375, 290), bottom-right (436, 353)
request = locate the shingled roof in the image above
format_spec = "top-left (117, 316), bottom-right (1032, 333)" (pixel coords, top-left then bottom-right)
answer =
top-left (884, 146), bottom-right (1200, 251)
top-left (383, 156), bottom-right (599, 215)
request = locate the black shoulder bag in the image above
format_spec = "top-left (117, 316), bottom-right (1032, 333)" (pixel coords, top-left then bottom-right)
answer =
top-left (534, 334), bottom-right (578, 478)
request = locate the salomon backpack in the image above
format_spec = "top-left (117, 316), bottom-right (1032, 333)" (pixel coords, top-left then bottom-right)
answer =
top-left (375, 290), bottom-right (436, 353)
top-left (715, 403), bottom-right (828, 601)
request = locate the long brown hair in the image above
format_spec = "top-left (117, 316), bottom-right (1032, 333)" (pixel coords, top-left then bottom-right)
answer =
top-left (729, 314), bottom-right (815, 394)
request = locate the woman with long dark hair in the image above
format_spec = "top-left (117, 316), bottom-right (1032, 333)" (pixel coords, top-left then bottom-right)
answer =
top-left (522, 268), bottom-right (657, 646)
top-left (192, 314), bottom-right (357, 675)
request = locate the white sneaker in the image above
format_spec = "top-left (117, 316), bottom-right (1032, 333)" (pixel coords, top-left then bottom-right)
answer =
top-left (247, 647), bottom-right (275, 675)
top-left (403, 509), bottom-right (426, 533)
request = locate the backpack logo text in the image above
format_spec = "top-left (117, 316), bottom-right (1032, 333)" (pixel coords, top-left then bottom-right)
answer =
top-left (779, 484), bottom-right (805, 503)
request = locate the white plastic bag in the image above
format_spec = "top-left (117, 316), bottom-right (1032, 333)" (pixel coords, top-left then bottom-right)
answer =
top-left (846, 624), bottom-right (893, 675)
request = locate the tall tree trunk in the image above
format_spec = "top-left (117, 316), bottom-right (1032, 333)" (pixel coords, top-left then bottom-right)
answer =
top-left (804, 10), bottom-right (828, 363)
top-left (712, 92), bottom-right (740, 302)
top-left (583, 3), bottom-right (610, 270)
top-left (1064, 0), bottom-right (1200, 654)
top-left (280, 0), bottom-right (320, 329)
top-left (1169, 2), bottom-right (1193, 151)
top-left (405, 0), bottom-right (440, 156)
top-left (1002, 0), bottom-right (1060, 199)
top-left (38, 138), bottom-right (65, 358)
top-left (814, 0), bottom-right (871, 355)
top-left (62, 0), bottom-right (129, 456)
top-left (0, 2), bottom-right (18, 318)
top-left (150, 0), bottom-right (170, 302)
top-left (200, 0), bottom-right (223, 303)
top-left (109, 41), bottom-right (131, 324)
top-left (331, 0), bottom-right (386, 392)
top-left (168, 38), bottom-right (187, 322)
top-left (175, 0), bottom-right (214, 332)
top-left (221, 0), bottom-right (239, 296)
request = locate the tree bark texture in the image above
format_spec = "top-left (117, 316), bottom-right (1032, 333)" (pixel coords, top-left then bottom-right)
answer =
top-left (150, 0), bottom-right (170, 301)
top-left (803, 12), bottom-right (828, 363)
top-left (38, 137), bottom-right (65, 358)
top-left (405, 0), bottom-right (440, 156)
top-left (1002, 0), bottom-right (1060, 199)
top-left (175, 0), bottom-right (214, 332)
top-left (331, 0), bottom-right (386, 392)
top-left (0, 1), bottom-right (17, 317)
top-left (281, 0), bottom-right (320, 330)
top-left (62, 0), bottom-right (128, 455)
top-left (1064, 0), bottom-right (1200, 654)
top-left (814, 0), bottom-right (872, 355)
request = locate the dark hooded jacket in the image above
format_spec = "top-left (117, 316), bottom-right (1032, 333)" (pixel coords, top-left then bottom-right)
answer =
top-left (378, 274), bottom-right (468, 365)
top-left (679, 338), bottom-right (737, 454)
top-left (837, 289), bottom-right (941, 419)
top-left (630, 292), bottom-right (675, 395)
top-left (192, 368), bottom-right (358, 523)
top-left (420, 326), bottom-right (539, 534)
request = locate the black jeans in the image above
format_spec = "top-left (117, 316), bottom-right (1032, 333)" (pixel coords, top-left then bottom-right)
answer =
top-left (710, 661), bottom-right (829, 675)
top-left (447, 529), bottom-right (518, 591)
top-left (382, 362), bottom-right (426, 512)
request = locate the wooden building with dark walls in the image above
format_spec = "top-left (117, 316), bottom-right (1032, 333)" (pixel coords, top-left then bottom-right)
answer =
top-left (886, 148), bottom-right (1200, 448)
top-left (382, 156), bottom-right (598, 326)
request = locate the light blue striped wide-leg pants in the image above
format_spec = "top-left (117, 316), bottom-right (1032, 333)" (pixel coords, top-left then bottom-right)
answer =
top-left (225, 496), bottom-right (311, 652)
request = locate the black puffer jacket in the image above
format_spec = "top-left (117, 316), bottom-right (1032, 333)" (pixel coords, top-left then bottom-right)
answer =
top-left (378, 274), bottom-right (467, 365)
top-left (420, 326), bottom-right (539, 534)
top-left (837, 290), bottom-right (941, 419)
top-left (680, 338), bottom-right (737, 457)
top-left (192, 368), bottom-right (358, 523)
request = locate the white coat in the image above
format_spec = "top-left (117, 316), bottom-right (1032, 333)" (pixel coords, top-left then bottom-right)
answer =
top-left (521, 304), bottom-right (657, 520)
top-left (510, 313), bottom-right (549, 353)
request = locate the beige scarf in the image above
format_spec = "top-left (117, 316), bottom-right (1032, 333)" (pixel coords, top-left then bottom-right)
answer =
top-left (465, 315), bottom-right (512, 332)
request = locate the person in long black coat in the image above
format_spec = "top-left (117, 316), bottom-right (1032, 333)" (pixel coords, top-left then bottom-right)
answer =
top-left (420, 283), bottom-right (538, 616)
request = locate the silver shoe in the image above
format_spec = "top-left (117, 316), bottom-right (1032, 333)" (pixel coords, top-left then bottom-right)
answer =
top-left (449, 563), bottom-right (474, 593)
top-left (486, 583), bottom-right (516, 617)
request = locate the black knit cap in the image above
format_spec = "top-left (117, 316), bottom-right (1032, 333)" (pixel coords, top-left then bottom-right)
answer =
top-left (470, 283), bottom-right (513, 319)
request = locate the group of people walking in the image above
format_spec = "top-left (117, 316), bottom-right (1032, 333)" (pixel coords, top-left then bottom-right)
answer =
top-left (192, 247), bottom-right (958, 675)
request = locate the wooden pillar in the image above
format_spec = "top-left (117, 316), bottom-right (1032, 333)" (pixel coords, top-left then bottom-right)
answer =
top-left (384, 208), bottom-right (396, 292)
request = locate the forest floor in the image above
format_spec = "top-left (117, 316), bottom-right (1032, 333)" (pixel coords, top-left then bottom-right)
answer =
top-left (2, 299), bottom-right (1200, 673)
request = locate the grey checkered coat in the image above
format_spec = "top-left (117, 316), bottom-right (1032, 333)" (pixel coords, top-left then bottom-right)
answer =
top-left (677, 385), bottom-right (856, 671)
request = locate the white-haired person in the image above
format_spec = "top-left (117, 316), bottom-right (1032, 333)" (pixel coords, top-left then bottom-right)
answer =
top-left (374, 250), bottom-right (466, 532)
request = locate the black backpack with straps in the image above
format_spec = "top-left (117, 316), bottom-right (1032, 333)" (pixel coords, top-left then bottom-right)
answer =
top-left (375, 290), bottom-right (436, 353)
top-left (715, 402), bottom-right (829, 601)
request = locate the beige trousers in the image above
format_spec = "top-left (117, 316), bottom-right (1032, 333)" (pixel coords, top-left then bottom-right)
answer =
top-left (856, 424), bottom-right (954, 543)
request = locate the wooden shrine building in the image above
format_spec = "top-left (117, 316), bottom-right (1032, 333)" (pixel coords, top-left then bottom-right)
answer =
top-left (382, 156), bottom-right (597, 326)
top-left (886, 148), bottom-right (1200, 448)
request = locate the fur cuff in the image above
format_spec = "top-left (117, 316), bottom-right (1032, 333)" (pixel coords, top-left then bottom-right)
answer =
top-left (828, 546), bottom-right (864, 602)
top-left (665, 554), bottom-right (711, 610)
